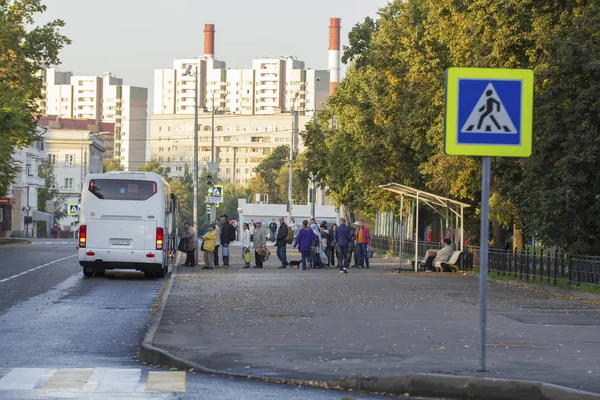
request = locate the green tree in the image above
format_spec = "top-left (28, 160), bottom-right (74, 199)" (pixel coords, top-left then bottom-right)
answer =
top-left (254, 145), bottom-right (289, 203)
top-left (137, 158), bottom-right (166, 177)
top-left (103, 158), bottom-right (123, 172)
top-left (169, 164), bottom-right (193, 227)
top-left (342, 16), bottom-right (378, 69)
top-left (0, 0), bottom-right (70, 196)
top-left (302, 0), bottom-right (600, 253)
top-left (37, 158), bottom-right (67, 221)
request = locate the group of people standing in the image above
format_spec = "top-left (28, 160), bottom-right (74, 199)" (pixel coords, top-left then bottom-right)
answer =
top-left (180, 215), bottom-right (372, 272)
top-left (181, 214), bottom-right (235, 269)
top-left (293, 218), bottom-right (371, 272)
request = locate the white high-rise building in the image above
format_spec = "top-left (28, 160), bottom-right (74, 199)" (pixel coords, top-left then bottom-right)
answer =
top-left (152, 24), bottom-right (329, 116)
top-left (154, 56), bottom-right (328, 116)
top-left (149, 23), bottom-right (334, 185)
top-left (40, 69), bottom-right (148, 171)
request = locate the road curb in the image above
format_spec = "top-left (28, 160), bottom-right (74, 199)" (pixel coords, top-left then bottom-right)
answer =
top-left (0, 240), bottom-right (31, 252)
top-left (329, 374), bottom-right (600, 400)
top-left (138, 265), bottom-right (600, 400)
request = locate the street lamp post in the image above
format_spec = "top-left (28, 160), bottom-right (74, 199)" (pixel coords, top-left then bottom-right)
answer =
top-left (288, 92), bottom-right (299, 223)
top-left (183, 64), bottom-right (199, 232)
top-left (210, 94), bottom-right (217, 222)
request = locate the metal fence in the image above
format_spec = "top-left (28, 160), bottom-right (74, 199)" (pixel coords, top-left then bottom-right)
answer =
top-left (371, 236), bottom-right (600, 289)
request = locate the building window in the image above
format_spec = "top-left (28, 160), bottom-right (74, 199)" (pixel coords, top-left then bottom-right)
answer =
top-left (64, 178), bottom-right (73, 189)
top-left (203, 126), bottom-right (211, 131)
top-left (216, 126), bottom-right (223, 131)
top-left (49, 154), bottom-right (57, 165)
top-left (26, 165), bottom-right (32, 176)
top-left (65, 154), bottom-right (74, 166)
top-left (159, 126), bottom-right (162, 132)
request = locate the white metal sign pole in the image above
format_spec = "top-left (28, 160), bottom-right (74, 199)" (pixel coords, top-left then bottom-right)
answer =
top-left (399, 194), bottom-right (404, 268)
top-left (479, 156), bottom-right (491, 371)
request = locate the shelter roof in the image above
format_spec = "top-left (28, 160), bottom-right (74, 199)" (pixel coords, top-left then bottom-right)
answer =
top-left (379, 183), bottom-right (471, 209)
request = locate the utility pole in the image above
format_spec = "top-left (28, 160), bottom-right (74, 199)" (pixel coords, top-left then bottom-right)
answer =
top-left (210, 94), bottom-right (217, 222)
top-left (288, 93), bottom-right (299, 223)
top-left (183, 64), bottom-right (199, 232)
top-left (310, 110), bottom-right (317, 219)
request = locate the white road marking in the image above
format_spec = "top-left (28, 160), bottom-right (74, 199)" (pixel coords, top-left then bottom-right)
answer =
top-left (0, 254), bottom-right (77, 283)
top-left (0, 368), bottom-right (56, 390)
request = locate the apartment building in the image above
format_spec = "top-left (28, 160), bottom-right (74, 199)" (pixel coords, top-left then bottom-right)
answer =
top-left (0, 135), bottom-right (47, 238)
top-left (44, 128), bottom-right (105, 231)
top-left (153, 25), bottom-right (329, 116)
top-left (39, 69), bottom-right (148, 171)
top-left (150, 113), bottom-right (312, 183)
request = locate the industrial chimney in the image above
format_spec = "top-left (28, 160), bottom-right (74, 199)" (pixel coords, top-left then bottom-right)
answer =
top-left (204, 24), bottom-right (215, 59)
top-left (328, 18), bottom-right (341, 95)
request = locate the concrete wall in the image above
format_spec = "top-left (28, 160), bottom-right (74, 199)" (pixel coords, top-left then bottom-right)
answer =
top-left (236, 199), bottom-right (339, 227)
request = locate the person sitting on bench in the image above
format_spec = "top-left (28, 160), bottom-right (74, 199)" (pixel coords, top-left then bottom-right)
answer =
top-left (424, 238), bottom-right (453, 271)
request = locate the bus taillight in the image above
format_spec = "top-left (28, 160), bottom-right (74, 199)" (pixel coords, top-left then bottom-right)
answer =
top-left (156, 227), bottom-right (164, 250)
top-left (79, 225), bottom-right (87, 248)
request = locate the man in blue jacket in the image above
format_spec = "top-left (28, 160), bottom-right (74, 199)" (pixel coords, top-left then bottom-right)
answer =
top-left (334, 218), bottom-right (351, 273)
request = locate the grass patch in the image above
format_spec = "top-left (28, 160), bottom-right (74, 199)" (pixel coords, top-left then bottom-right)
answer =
top-left (488, 270), bottom-right (600, 295)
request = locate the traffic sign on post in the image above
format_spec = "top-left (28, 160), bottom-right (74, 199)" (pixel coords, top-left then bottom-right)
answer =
top-left (444, 68), bottom-right (533, 157)
top-left (67, 203), bottom-right (80, 216)
top-left (444, 67), bottom-right (534, 373)
top-left (205, 184), bottom-right (223, 204)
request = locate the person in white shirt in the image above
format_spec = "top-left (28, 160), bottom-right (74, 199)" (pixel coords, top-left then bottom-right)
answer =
top-left (240, 223), bottom-right (252, 269)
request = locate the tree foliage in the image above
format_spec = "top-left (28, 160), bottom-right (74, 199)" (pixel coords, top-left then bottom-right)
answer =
top-left (302, 0), bottom-right (600, 254)
top-left (103, 158), bottom-right (124, 173)
top-left (0, 0), bottom-right (70, 196)
top-left (137, 158), bottom-right (167, 178)
top-left (37, 158), bottom-right (66, 221)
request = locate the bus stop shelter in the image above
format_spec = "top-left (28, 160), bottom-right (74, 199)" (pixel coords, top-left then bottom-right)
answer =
top-left (379, 183), bottom-right (471, 271)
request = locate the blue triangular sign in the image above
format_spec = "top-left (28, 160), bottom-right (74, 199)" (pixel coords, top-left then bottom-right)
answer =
top-left (212, 187), bottom-right (221, 197)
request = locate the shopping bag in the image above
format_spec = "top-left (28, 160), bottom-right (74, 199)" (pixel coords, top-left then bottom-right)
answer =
top-left (222, 244), bottom-right (230, 257)
top-left (319, 248), bottom-right (329, 264)
top-left (243, 248), bottom-right (252, 263)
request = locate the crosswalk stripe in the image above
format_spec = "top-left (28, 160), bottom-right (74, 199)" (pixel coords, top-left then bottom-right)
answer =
top-left (82, 368), bottom-right (143, 393)
top-left (145, 371), bottom-right (186, 392)
top-left (0, 367), bottom-right (187, 393)
top-left (42, 368), bottom-right (94, 391)
top-left (0, 368), bottom-right (56, 391)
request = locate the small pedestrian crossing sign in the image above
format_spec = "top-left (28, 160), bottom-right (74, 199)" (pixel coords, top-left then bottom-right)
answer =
top-left (205, 184), bottom-right (224, 204)
top-left (444, 67), bottom-right (533, 157)
top-left (67, 203), bottom-right (80, 216)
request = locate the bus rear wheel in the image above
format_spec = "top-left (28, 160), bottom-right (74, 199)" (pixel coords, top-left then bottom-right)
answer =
top-left (144, 270), bottom-right (155, 279)
top-left (83, 268), bottom-right (93, 277)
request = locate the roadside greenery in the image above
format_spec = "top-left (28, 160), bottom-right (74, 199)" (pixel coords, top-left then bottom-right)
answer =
top-left (0, 0), bottom-right (70, 196)
top-left (301, 0), bottom-right (600, 255)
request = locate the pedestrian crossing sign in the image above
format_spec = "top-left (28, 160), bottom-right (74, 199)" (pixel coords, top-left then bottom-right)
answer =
top-left (444, 68), bottom-right (533, 157)
top-left (67, 203), bottom-right (80, 216)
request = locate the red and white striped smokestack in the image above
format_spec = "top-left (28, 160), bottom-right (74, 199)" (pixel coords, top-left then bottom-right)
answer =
top-left (204, 24), bottom-right (215, 59)
top-left (328, 18), bottom-right (341, 95)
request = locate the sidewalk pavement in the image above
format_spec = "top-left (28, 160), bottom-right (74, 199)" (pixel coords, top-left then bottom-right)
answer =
top-left (144, 243), bottom-right (600, 398)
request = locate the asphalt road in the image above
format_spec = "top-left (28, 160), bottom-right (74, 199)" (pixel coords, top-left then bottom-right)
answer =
top-left (0, 241), bottom-right (398, 399)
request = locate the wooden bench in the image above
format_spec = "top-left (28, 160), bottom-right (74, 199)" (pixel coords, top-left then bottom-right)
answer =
top-left (411, 249), bottom-right (437, 270)
top-left (434, 251), bottom-right (462, 272)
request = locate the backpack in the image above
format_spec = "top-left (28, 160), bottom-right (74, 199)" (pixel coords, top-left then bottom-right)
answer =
top-left (286, 226), bottom-right (294, 244)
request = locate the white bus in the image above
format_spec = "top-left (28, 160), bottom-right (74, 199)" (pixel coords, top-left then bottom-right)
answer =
top-left (78, 172), bottom-right (178, 278)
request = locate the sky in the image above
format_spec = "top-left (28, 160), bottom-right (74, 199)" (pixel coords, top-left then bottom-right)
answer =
top-left (39, 0), bottom-right (390, 107)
